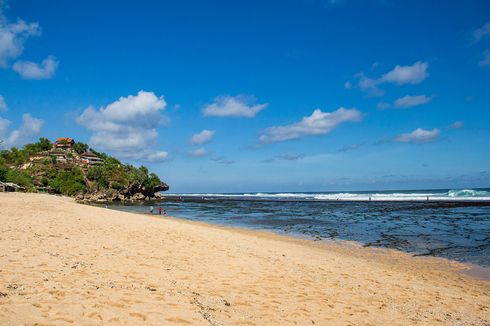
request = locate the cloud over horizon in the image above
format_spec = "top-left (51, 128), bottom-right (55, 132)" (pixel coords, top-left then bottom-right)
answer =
top-left (0, 113), bottom-right (43, 148)
top-left (449, 121), bottom-right (464, 129)
top-left (190, 129), bottom-right (215, 145)
top-left (337, 143), bottom-right (363, 152)
top-left (263, 153), bottom-right (305, 163)
top-left (259, 107), bottom-right (363, 143)
top-left (349, 61), bottom-right (429, 96)
top-left (203, 95), bottom-right (267, 118)
top-left (187, 147), bottom-right (208, 157)
top-left (395, 128), bottom-right (440, 143)
top-left (394, 95), bottom-right (432, 108)
top-left (210, 155), bottom-right (235, 164)
top-left (13, 56), bottom-right (58, 79)
top-left (379, 61), bottom-right (429, 85)
top-left (77, 90), bottom-right (169, 162)
top-left (0, 17), bottom-right (40, 68)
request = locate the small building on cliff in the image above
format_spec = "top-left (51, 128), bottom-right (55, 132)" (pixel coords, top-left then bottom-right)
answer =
top-left (54, 138), bottom-right (75, 149)
top-left (80, 152), bottom-right (103, 165)
top-left (49, 150), bottom-right (68, 163)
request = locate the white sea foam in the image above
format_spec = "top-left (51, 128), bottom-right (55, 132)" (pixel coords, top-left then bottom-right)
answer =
top-left (167, 189), bottom-right (490, 201)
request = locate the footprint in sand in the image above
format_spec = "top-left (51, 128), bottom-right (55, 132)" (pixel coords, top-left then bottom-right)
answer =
top-left (129, 312), bottom-right (147, 321)
top-left (87, 311), bottom-right (103, 321)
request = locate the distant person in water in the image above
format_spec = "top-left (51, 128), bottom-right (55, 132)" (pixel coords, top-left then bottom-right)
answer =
top-left (149, 206), bottom-right (154, 214)
top-left (158, 207), bottom-right (162, 215)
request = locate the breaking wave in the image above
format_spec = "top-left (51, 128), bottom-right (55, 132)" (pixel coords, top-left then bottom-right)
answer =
top-left (447, 189), bottom-right (490, 198)
top-left (168, 188), bottom-right (490, 201)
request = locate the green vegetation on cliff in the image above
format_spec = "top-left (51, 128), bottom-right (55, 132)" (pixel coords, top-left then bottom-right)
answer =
top-left (0, 138), bottom-right (168, 200)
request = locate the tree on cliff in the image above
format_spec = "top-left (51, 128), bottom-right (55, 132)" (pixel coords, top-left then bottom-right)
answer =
top-left (73, 142), bottom-right (89, 154)
top-left (0, 137), bottom-right (168, 198)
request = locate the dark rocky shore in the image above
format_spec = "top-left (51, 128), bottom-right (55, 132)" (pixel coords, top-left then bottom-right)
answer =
top-left (75, 183), bottom-right (169, 202)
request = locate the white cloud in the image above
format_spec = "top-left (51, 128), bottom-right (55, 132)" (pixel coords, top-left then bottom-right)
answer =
top-left (13, 56), bottom-right (58, 79)
top-left (0, 113), bottom-right (43, 148)
top-left (379, 61), bottom-right (429, 85)
top-left (215, 159), bottom-right (234, 164)
top-left (337, 143), bottom-right (363, 152)
top-left (128, 150), bottom-right (169, 163)
top-left (479, 50), bottom-right (490, 67)
top-left (356, 73), bottom-right (384, 97)
top-left (393, 95), bottom-right (432, 108)
top-left (263, 153), bottom-right (305, 163)
top-left (259, 107), bottom-right (363, 143)
top-left (190, 129), bottom-right (215, 145)
top-left (395, 128), bottom-right (440, 143)
top-left (349, 61), bottom-right (429, 96)
top-left (210, 155), bottom-right (235, 164)
top-left (0, 95), bottom-right (7, 111)
top-left (77, 90), bottom-right (169, 162)
top-left (148, 151), bottom-right (169, 162)
top-left (188, 147), bottom-right (208, 157)
top-left (203, 95), bottom-right (267, 118)
top-left (0, 117), bottom-right (10, 135)
top-left (448, 121), bottom-right (464, 129)
top-left (0, 18), bottom-right (40, 68)
top-left (473, 22), bottom-right (490, 42)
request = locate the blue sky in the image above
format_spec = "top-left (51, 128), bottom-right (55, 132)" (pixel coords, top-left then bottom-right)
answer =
top-left (1, 0), bottom-right (489, 192)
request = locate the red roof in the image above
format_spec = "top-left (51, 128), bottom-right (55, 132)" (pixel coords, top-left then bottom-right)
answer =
top-left (55, 138), bottom-right (74, 143)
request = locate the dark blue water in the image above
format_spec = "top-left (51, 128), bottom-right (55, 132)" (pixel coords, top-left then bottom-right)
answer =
top-left (105, 194), bottom-right (490, 267)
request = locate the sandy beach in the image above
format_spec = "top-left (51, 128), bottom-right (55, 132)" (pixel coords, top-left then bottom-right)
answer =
top-left (0, 193), bottom-right (489, 325)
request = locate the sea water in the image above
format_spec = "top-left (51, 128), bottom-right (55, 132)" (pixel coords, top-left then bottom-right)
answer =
top-left (106, 188), bottom-right (490, 267)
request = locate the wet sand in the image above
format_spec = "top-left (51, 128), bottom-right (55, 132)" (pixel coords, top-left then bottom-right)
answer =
top-left (0, 193), bottom-right (489, 325)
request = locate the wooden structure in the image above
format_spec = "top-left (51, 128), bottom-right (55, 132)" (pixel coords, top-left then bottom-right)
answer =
top-left (48, 150), bottom-right (68, 163)
top-left (80, 152), bottom-right (103, 165)
top-left (54, 138), bottom-right (75, 149)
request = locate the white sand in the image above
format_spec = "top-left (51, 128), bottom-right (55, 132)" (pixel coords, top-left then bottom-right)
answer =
top-left (0, 193), bottom-right (489, 325)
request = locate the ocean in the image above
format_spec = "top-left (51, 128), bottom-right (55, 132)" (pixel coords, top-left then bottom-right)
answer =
top-left (105, 188), bottom-right (490, 267)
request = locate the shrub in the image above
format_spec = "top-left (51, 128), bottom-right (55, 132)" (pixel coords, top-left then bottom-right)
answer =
top-left (5, 169), bottom-right (34, 189)
top-left (111, 181), bottom-right (124, 190)
top-left (0, 165), bottom-right (8, 182)
top-left (38, 137), bottom-right (53, 151)
top-left (49, 167), bottom-right (86, 196)
top-left (73, 142), bottom-right (89, 154)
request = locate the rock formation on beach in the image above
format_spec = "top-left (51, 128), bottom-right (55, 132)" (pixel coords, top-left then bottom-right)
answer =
top-left (0, 137), bottom-right (169, 201)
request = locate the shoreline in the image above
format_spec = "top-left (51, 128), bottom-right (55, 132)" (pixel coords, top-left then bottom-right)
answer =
top-left (98, 200), bottom-right (490, 272)
top-left (148, 196), bottom-right (490, 204)
top-left (1, 193), bottom-right (489, 325)
top-left (140, 211), bottom-right (490, 281)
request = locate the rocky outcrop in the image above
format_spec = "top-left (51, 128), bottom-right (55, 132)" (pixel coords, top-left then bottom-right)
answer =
top-left (154, 183), bottom-right (170, 192)
top-left (75, 183), bottom-right (169, 203)
top-left (131, 193), bottom-right (146, 201)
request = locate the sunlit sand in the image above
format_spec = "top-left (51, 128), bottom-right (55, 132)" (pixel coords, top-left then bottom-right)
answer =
top-left (1, 193), bottom-right (489, 325)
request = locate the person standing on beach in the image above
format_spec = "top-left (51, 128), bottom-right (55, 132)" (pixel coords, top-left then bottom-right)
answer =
top-left (150, 206), bottom-right (154, 214)
top-left (158, 207), bottom-right (162, 215)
